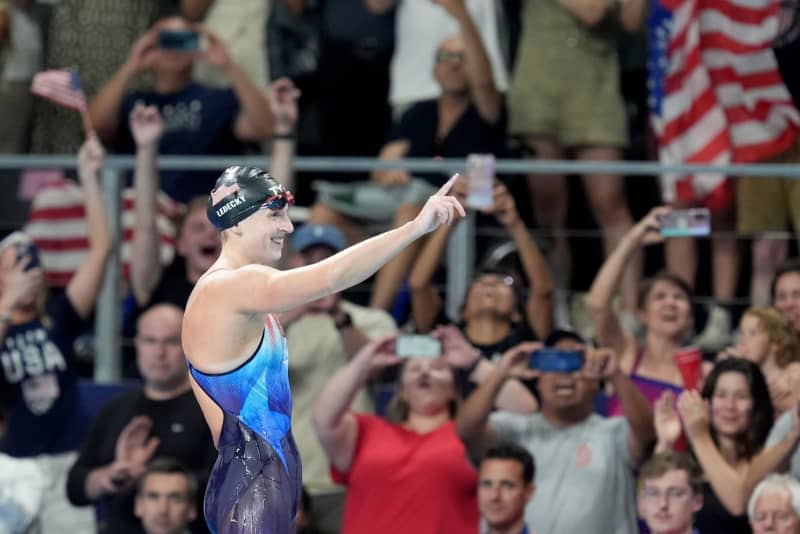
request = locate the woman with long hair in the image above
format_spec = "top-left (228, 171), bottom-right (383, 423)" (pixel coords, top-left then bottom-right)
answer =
top-left (655, 359), bottom-right (775, 532)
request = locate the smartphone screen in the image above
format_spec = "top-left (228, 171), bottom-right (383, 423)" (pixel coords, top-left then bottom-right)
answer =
top-left (530, 349), bottom-right (584, 373)
top-left (466, 154), bottom-right (494, 210)
top-left (659, 208), bottom-right (711, 237)
top-left (395, 335), bottom-right (442, 359)
top-left (157, 30), bottom-right (200, 51)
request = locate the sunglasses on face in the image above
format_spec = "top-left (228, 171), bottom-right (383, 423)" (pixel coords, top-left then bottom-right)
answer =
top-left (436, 49), bottom-right (465, 63)
top-left (261, 191), bottom-right (295, 211)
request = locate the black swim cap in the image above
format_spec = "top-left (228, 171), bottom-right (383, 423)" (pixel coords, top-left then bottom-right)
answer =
top-left (207, 166), bottom-right (294, 230)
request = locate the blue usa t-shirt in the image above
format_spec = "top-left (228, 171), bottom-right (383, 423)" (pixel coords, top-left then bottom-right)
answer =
top-left (0, 295), bottom-right (88, 457)
top-left (117, 83), bottom-right (243, 203)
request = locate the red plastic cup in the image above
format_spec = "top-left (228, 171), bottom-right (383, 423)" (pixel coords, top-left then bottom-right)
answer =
top-left (675, 347), bottom-right (703, 391)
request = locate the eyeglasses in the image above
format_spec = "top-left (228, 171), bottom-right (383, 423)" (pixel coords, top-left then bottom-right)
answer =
top-left (261, 191), bottom-right (295, 211)
top-left (641, 487), bottom-right (690, 500)
top-left (436, 50), bottom-right (465, 63)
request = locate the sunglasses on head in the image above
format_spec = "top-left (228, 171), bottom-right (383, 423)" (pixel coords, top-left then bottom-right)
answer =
top-left (436, 49), bottom-right (465, 63)
top-left (261, 191), bottom-right (295, 211)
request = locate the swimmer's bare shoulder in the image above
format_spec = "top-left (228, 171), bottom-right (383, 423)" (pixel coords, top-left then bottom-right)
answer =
top-left (182, 263), bottom-right (281, 370)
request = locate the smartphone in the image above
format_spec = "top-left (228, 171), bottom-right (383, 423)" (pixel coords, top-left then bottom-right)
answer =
top-left (157, 30), bottom-right (200, 52)
top-left (15, 242), bottom-right (40, 271)
top-left (659, 208), bottom-right (711, 237)
top-left (395, 334), bottom-right (442, 359)
top-left (466, 154), bottom-right (494, 210)
top-left (530, 349), bottom-right (584, 373)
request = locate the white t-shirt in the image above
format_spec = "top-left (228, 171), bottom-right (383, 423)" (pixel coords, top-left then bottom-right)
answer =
top-left (490, 412), bottom-right (638, 534)
top-left (389, 0), bottom-right (509, 107)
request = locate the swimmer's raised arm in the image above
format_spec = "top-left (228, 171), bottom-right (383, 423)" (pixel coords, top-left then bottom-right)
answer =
top-left (194, 173), bottom-right (465, 315)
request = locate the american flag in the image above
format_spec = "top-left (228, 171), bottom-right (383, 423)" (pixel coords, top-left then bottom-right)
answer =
top-left (648, 0), bottom-right (800, 208)
top-left (23, 182), bottom-right (179, 287)
top-left (210, 181), bottom-right (240, 204)
top-left (30, 69), bottom-right (87, 111)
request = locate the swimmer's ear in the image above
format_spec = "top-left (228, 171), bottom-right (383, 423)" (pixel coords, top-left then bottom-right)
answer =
top-left (229, 224), bottom-right (244, 237)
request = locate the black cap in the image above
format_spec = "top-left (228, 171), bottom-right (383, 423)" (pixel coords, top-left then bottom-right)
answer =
top-left (206, 166), bottom-right (291, 230)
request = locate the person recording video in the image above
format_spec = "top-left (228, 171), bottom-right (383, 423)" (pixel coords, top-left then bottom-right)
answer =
top-left (456, 341), bottom-right (655, 533)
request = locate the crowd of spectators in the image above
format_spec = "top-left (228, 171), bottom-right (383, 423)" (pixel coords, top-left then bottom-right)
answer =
top-left (2, 0), bottom-right (800, 533)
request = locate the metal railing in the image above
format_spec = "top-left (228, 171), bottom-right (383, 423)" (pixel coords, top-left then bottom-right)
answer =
top-left (5, 154), bottom-right (800, 175)
top-left (2, 154), bottom-right (800, 382)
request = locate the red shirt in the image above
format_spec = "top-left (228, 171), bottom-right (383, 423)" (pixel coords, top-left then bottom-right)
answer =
top-left (331, 414), bottom-right (479, 534)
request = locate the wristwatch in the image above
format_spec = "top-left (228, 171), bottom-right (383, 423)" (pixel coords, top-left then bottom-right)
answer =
top-left (334, 312), bottom-right (353, 330)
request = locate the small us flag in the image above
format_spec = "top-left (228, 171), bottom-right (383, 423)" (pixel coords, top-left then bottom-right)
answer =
top-left (30, 69), bottom-right (87, 111)
top-left (210, 181), bottom-right (241, 204)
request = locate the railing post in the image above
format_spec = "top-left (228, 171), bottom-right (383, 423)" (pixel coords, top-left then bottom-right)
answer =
top-left (94, 167), bottom-right (122, 383)
top-left (446, 210), bottom-right (475, 321)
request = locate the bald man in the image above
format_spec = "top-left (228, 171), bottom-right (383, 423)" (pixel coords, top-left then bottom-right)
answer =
top-left (66, 304), bottom-right (216, 534)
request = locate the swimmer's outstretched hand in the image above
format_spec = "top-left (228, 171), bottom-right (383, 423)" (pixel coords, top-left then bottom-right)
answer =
top-left (413, 174), bottom-right (467, 235)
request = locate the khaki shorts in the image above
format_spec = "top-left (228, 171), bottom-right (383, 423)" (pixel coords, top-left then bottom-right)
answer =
top-left (508, 34), bottom-right (628, 148)
top-left (737, 140), bottom-right (800, 233)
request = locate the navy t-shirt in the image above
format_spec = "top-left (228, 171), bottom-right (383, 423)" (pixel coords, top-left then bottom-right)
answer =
top-left (0, 294), bottom-right (88, 456)
top-left (321, 0), bottom-right (394, 46)
top-left (388, 99), bottom-right (507, 186)
top-left (117, 83), bottom-right (243, 203)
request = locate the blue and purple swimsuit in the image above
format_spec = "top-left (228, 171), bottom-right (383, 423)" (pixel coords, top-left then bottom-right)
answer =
top-left (189, 314), bottom-right (301, 533)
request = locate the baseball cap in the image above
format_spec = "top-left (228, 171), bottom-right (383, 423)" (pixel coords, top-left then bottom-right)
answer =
top-left (291, 224), bottom-right (347, 253)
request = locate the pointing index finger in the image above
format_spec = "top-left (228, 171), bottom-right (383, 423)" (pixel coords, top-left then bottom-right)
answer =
top-left (436, 173), bottom-right (461, 196)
